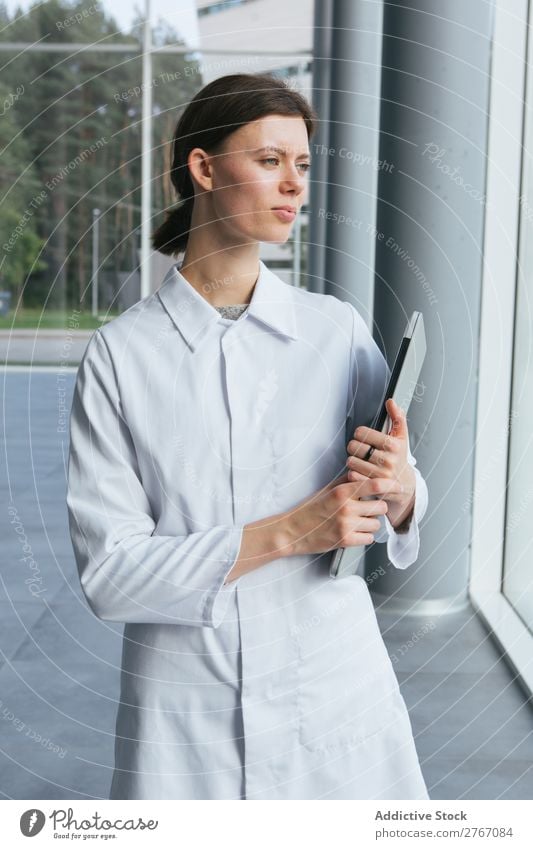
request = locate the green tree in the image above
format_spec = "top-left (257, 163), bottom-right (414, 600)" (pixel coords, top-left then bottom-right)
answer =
top-left (0, 0), bottom-right (200, 312)
top-left (0, 79), bottom-right (47, 307)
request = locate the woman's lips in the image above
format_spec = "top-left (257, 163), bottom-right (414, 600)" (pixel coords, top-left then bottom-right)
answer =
top-left (272, 208), bottom-right (296, 222)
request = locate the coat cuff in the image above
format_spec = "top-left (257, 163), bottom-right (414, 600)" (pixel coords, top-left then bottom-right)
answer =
top-left (202, 526), bottom-right (245, 628)
top-left (383, 473), bottom-right (427, 570)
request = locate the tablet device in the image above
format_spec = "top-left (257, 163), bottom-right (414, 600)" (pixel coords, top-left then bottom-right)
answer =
top-left (329, 311), bottom-right (426, 579)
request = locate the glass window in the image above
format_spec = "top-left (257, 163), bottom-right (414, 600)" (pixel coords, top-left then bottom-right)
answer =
top-left (502, 13), bottom-right (533, 634)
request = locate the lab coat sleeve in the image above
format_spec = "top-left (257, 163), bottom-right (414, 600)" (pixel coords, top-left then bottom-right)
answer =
top-left (66, 329), bottom-right (243, 628)
top-left (344, 303), bottom-right (428, 570)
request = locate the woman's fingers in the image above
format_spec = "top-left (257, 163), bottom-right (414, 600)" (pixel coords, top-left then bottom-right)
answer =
top-left (347, 447), bottom-right (387, 472)
top-left (347, 439), bottom-right (378, 459)
top-left (348, 457), bottom-right (379, 476)
top-left (348, 427), bottom-right (397, 454)
top-left (346, 444), bottom-right (396, 477)
top-left (344, 474), bottom-right (406, 502)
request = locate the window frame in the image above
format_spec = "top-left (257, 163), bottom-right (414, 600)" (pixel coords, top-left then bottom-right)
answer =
top-left (470, 0), bottom-right (533, 697)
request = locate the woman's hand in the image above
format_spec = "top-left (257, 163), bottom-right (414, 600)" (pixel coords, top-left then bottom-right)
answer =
top-left (281, 474), bottom-right (392, 556)
top-left (228, 402), bottom-right (417, 582)
top-left (227, 474), bottom-right (393, 582)
top-left (345, 398), bottom-right (416, 530)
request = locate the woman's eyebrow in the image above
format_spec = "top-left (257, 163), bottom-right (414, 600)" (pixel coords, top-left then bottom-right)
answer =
top-left (253, 145), bottom-right (311, 159)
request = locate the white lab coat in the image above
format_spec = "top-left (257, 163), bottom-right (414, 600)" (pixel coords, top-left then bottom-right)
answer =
top-left (67, 260), bottom-right (429, 800)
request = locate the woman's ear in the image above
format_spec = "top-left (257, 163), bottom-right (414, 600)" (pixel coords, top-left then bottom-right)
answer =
top-left (187, 147), bottom-right (214, 193)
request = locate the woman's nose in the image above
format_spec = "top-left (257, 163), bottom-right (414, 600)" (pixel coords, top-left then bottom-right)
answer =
top-left (280, 169), bottom-right (306, 192)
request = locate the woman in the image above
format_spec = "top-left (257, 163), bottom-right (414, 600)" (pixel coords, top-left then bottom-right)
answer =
top-left (67, 72), bottom-right (429, 800)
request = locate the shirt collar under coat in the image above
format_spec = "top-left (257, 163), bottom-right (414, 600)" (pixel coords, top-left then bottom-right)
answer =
top-left (156, 259), bottom-right (299, 352)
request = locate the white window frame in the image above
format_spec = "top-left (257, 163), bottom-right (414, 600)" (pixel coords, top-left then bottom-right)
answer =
top-left (470, 0), bottom-right (533, 696)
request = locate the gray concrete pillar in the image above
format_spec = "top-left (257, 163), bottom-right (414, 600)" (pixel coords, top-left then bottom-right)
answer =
top-left (306, 0), bottom-right (333, 294)
top-left (365, 0), bottom-right (494, 613)
top-left (322, 0), bottom-right (384, 326)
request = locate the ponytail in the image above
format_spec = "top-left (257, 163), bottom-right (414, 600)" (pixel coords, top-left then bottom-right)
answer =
top-left (151, 198), bottom-right (193, 256)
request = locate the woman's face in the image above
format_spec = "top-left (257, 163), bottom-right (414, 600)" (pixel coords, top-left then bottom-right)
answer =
top-left (191, 113), bottom-right (311, 244)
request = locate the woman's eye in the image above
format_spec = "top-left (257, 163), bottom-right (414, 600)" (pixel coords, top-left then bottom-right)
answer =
top-left (262, 159), bottom-right (310, 173)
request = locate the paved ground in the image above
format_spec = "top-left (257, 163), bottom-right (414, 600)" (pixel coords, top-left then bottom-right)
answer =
top-left (0, 329), bottom-right (92, 366)
top-left (0, 368), bottom-right (531, 799)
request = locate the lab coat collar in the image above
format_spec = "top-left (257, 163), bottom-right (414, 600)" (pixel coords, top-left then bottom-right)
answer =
top-left (156, 259), bottom-right (298, 352)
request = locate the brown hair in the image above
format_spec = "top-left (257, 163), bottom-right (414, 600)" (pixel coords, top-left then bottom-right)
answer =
top-left (151, 72), bottom-right (318, 256)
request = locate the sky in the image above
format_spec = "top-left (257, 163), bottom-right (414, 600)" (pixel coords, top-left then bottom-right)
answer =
top-left (4, 0), bottom-right (201, 46)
